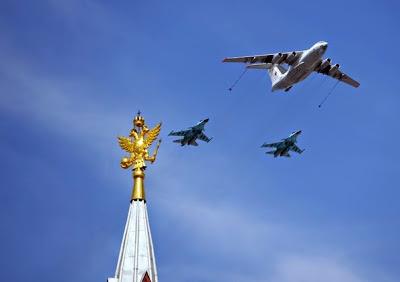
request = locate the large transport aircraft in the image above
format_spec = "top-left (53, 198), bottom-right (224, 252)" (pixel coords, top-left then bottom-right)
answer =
top-left (223, 41), bottom-right (360, 92)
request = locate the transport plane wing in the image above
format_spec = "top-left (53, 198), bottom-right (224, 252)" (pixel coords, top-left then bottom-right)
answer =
top-left (315, 61), bottom-right (360, 88)
top-left (223, 50), bottom-right (304, 66)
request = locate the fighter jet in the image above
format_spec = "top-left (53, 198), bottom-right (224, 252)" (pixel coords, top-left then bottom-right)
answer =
top-left (223, 41), bottom-right (360, 92)
top-left (168, 118), bottom-right (212, 146)
top-left (261, 130), bottom-right (304, 158)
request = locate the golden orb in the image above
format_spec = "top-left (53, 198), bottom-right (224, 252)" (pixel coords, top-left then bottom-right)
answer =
top-left (121, 157), bottom-right (131, 168)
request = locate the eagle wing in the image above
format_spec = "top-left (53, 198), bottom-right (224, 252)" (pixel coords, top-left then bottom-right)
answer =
top-left (118, 136), bottom-right (134, 153)
top-left (144, 123), bottom-right (162, 149)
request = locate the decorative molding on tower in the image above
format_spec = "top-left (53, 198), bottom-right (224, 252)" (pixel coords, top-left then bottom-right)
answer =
top-left (108, 112), bottom-right (162, 282)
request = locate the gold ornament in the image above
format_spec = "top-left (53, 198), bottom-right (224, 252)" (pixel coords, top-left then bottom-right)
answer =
top-left (118, 112), bottom-right (162, 201)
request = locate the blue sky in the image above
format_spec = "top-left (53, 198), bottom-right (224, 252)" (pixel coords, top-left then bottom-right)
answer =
top-left (0, 0), bottom-right (399, 281)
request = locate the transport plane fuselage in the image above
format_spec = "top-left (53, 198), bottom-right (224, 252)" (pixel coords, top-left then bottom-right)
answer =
top-left (271, 41), bottom-right (328, 91)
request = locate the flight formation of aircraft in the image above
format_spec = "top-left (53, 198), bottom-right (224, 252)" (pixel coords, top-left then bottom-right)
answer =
top-left (167, 41), bottom-right (359, 158)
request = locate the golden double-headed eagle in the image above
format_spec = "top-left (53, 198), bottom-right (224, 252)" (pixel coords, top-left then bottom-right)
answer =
top-left (118, 113), bottom-right (162, 170)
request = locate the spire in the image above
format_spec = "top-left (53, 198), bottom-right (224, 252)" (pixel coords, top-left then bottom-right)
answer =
top-left (108, 113), bottom-right (162, 282)
top-left (108, 201), bottom-right (158, 282)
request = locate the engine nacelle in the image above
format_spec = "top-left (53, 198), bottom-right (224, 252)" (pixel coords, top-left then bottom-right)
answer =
top-left (271, 53), bottom-right (283, 64)
top-left (329, 64), bottom-right (340, 76)
top-left (319, 58), bottom-right (331, 71)
top-left (286, 51), bottom-right (297, 62)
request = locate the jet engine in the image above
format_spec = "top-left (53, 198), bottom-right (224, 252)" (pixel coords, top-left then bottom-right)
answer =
top-left (315, 59), bottom-right (331, 74)
top-left (319, 59), bottom-right (331, 71)
top-left (286, 51), bottom-right (297, 63)
top-left (271, 53), bottom-right (283, 64)
top-left (329, 64), bottom-right (340, 76)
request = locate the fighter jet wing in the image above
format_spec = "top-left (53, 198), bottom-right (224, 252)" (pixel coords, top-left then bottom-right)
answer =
top-left (315, 62), bottom-right (360, 88)
top-left (168, 130), bottom-right (188, 136)
top-left (261, 141), bottom-right (282, 148)
top-left (198, 132), bottom-right (212, 143)
top-left (290, 144), bottom-right (304, 154)
top-left (222, 51), bottom-right (303, 66)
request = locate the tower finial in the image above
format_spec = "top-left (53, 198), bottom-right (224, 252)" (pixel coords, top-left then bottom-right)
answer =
top-left (118, 113), bottom-right (162, 201)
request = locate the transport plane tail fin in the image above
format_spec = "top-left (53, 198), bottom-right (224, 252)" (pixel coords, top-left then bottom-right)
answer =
top-left (268, 64), bottom-right (286, 86)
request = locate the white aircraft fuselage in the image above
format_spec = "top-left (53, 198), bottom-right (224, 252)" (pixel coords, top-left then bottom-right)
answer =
top-left (271, 41), bottom-right (328, 91)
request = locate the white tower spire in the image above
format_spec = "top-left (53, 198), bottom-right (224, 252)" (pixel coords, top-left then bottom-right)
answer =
top-left (108, 200), bottom-right (158, 282)
top-left (108, 113), bottom-right (161, 282)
